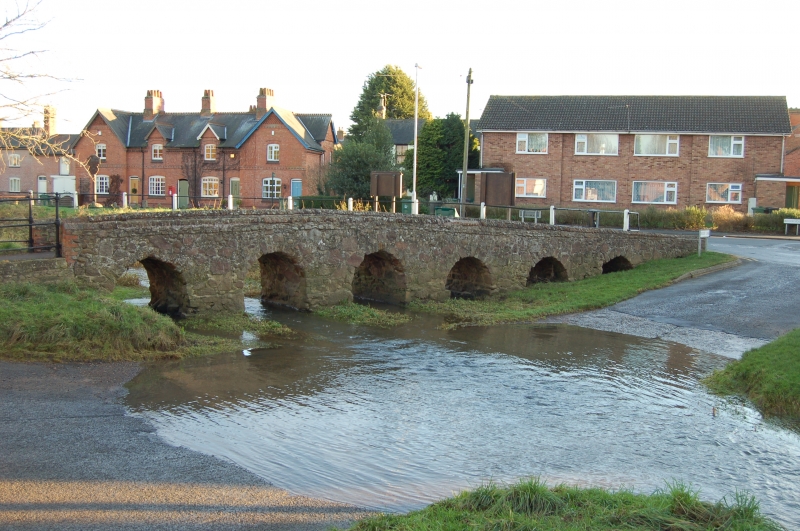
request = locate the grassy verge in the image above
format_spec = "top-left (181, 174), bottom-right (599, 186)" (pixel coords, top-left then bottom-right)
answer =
top-left (182, 312), bottom-right (293, 339)
top-left (0, 281), bottom-right (288, 362)
top-left (412, 252), bottom-right (734, 329)
top-left (344, 478), bottom-right (780, 531)
top-left (316, 300), bottom-right (412, 328)
top-left (704, 328), bottom-right (800, 423)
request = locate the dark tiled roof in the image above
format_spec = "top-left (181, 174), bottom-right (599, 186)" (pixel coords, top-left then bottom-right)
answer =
top-left (296, 114), bottom-right (336, 144)
top-left (92, 107), bottom-right (327, 152)
top-left (477, 96), bottom-right (791, 135)
top-left (385, 119), bottom-right (426, 145)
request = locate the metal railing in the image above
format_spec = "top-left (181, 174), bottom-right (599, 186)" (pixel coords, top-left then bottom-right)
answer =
top-left (0, 191), bottom-right (72, 257)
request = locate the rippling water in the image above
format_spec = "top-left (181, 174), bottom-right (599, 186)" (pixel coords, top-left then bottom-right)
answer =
top-left (125, 301), bottom-right (800, 528)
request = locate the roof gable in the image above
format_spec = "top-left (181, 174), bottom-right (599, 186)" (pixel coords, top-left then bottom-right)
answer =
top-left (235, 107), bottom-right (323, 151)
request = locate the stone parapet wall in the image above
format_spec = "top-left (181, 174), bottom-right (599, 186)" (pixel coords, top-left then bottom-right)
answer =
top-left (62, 209), bottom-right (698, 315)
top-left (0, 258), bottom-right (73, 284)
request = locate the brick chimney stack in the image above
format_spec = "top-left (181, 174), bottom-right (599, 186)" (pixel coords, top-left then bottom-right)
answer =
top-left (201, 89), bottom-right (216, 116)
top-left (337, 127), bottom-right (345, 141)
top-left (256, 88), bottom-right (275, 119)
top-left (43, 106), bottom-right (56, 137)
top-left (144, 90), bottom-right (164, 121)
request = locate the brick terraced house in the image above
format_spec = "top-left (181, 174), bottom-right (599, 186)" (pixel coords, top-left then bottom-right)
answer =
top-left (475, 96), bottom-right (793, 212)
top-left (71, 88), bottom-right (338, 207)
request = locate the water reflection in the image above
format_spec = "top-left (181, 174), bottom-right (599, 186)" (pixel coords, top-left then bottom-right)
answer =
top-left (125, 301), bottom-right (800, 528)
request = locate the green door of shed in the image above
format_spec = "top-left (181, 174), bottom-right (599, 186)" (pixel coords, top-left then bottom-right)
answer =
top-left (178, 180), bottom-right (189, 209)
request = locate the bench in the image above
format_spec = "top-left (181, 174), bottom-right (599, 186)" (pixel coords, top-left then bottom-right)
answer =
top-left (519, 209), bottom-right (542, 222)
top-left (785, 219), bottom-right (800, 236)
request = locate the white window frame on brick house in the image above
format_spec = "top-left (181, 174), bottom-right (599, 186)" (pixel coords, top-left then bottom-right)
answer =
top-left (516, 132), bottom-right (548, 154)
top-left (394, 144), bottom-right (409, 164)
top-left (634, 134), bottom-right (679, 156)
top-left (8, 177), bottom-right (20, 192)
top-left (149, 175), bottom-right (165, 196)
top-left (95, 175), bottom-right (110, 195)
top-left (267, 144), bottom-right (280, 162)
top-left (573, 180), bottom-right (617, 202)
top-left (575, 133), bottom-right (618, 155)
top-left (8, 154), bottom-right (21, 167)
top-left (201, 176), bottom-right (220, 197)
top-left (204, 144), bottom-right (217, 161)
top-left (96, 144), bottom-right (106, 160)
top-left (59, 157), bottom-right (70, 175)
top-left (632, 181), bottom-right (677, 204)
top-left (708, 135), bottom-right (744, 158)
top-left (262, 177), bottom-right (281, 198)
top-left (515, 177), bottom-right (547, 198)
top-left (706, 182), bottom-right (742, 204)
top-left (152, 144), bottom-right (163, 160)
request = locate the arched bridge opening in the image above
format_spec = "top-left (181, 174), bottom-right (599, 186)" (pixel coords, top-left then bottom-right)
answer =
top-left (259, 252), bottom-right (308, 310)
top-left (527, 257), bottom-right (568, 285)
top-left (352, 250), bottom-right (407, 305)
top-left (446, 257), bottom-right (494, 299)
top-left (139, 256), bottom-right (189, 318)
top-left (602, 256), bottom-right (633, 274)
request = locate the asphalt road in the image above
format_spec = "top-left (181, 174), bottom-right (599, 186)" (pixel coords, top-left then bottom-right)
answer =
top-left (549, 235), bottom-right (800, 358)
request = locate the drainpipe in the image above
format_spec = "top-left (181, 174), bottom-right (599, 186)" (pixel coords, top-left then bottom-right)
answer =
top-left (781, 136), bottom-right (786, 175)
top-left (141, 148), bottom-right (145, 203)
top-left (222, 149), bottom-right (226, 200)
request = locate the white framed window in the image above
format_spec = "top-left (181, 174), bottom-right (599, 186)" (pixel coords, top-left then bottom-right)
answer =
top-left (152, 144), bottom-right (163, 160)
top-left (8, 177), bottom-right (20, 192)
top-left (632, 181), bottom-right (677, 204)
top-left (515, 177), bottom-right (547, 198)
top-left (573, 180), bottom-right (617, 202)
top-left (96, 144), bottom-right (106, 160)
top-left (706, 182), bottom-right (742, 203)
top-left (201, 176), bottom-right (220, 197)
top-left (516, 133), bottom-right (548, 154)
top-left (708, 135), bottom-right (744, 158)
top-left (267, 144), bottom-right (280, 162)
top-left (149, 176), bottom-right (165, 196)
top-left (8, 154), bottom-right (21, 167)
top-left (262, 177), bottom-right (281, 198)
top-left (59, 157), bottom-right (70, 175)
top-left (95, 175), bottom-right (109, 195)
top-left (204, 144), bottom-right (217, 161)
top-left (634, 135), bottom-right (679, 156)
top-left (575, 134), bottom-right (618, 155)
top-left (395, 144), bottom-right (409, 164)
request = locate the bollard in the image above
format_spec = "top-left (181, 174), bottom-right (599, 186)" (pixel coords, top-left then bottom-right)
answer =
top-left (172, 193), bottom-right (177, 211)
top-left (374, 196), bottom-right (379, 212)
top-left (480, 202), bottom-right (486, 219)
top-left (347, 197), bottom-right (353, 211)
top-left (623, 209), bottom-right (630, 231)
top-left (550, 205), bottom-right (555, 225)
top-left (122, 192), bottom-right (128, 209)
top-left (228, 194), bottom-right (234, 210)
top-left (412, 199), bottom-right (419, 215)
top-left (287, 196), bottom-right (293, 210)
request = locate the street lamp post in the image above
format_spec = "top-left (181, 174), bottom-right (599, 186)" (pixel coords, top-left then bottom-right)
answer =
top-left (460, 68), bottom-right (473, 217)
top-left (412, 63), bottom-right (421, 215)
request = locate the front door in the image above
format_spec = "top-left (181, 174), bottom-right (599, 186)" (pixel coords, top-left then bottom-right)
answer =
top-left (230, 179), bottom-right (240, 201)
top-left (37, 176), bottom-right (47, 196)
top-left (291, 179), bottom-right (302, 198)
top-left (129, 177), bottom-right (139, 204)
top-left (178, 180), bottom-right (189, 209)
top-left (787, 185), bottom-right (799, 209)
top-left (51, 176), bottom-right (76, 206)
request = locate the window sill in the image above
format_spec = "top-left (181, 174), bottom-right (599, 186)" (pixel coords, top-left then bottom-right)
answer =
top-left (633, 154), bottom-right (680, 157)
top-left (267, 160), bottom-right (280, 164)
top-left (574, 153), bottom-right (618, 157)
top-left (515, 151), bottom-right (548, 155)
top-left (707, 155), bottom-right (744, 159)
top-left (632, 201), bottom-right (677, 205)
top-left (705, 201), bottom-right (742, 204)
top-left (572, 200), bottom-right (617, 203)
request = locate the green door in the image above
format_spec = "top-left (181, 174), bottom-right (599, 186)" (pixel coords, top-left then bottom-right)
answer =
top-left (178, 180), bottom-right (189, 209)
top-left (786, 185), bottom-right (799, 210)
top-left (230, 179), bottom-right (240, 201)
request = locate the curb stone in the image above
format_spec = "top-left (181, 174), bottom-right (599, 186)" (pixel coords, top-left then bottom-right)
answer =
top-left (670, 258), bottom-right (743, 284)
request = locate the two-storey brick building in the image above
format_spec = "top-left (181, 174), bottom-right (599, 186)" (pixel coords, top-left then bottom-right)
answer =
top-left (475, 96), bottom-right (792, 212)
top-left (72, 89), bottom-right (338, 207)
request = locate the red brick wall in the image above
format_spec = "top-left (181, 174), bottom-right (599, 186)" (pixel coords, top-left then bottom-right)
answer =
top-left (785, 111), bottom-right (800, 177)
top-left (482, 131), bottom-right (785, 212)
top-left (0, 149), bottom-right (62, 195)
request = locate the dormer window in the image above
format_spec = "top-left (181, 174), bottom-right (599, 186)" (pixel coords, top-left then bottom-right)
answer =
top-left (96, 144), bottom-right (106, 160)
top-left (152, 144), bottom-right (163, 161)
top-left (8, 154), bottom-right (21, 167)
top-left (267, 144), bottom-right (280, 162)
top-left (205, 144), bottom-right (217, 161)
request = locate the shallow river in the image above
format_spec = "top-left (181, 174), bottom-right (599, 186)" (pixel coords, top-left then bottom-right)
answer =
top-left (125, 300), bottom-right (800, 528)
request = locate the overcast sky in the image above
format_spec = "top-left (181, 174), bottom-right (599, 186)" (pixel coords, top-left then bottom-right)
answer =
top-left (5, 0), bottom-right (799, 134)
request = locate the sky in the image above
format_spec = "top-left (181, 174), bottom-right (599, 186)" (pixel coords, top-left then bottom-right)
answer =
top-left (4, 0), bottom-right (799, 134)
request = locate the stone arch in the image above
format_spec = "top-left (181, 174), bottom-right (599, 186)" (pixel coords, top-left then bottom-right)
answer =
top-left (352, 250), bottom-right (408, 305)
top-left (602, 255), bottom-right (633, 274)
top-left (446, 257), bottom-right (494, 299)
top-left (527, 256), bottom-right (568, 285)
top-left (139, 256), bottom-right (189, 317)
top-left (259, 252), bottom-right (308, 310)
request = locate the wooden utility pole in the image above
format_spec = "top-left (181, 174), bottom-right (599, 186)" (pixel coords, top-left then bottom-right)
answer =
top-left (460, 68), bottom-right (473, 217)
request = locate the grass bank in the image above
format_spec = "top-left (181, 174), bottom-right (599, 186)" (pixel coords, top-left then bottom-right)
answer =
top-left (316, 300), bottom-right (412, 328)
top-left (412, 252), bottom-right (734, 329)
top-left (345, 478), bottom-right (780, 531)
top-left (704, 328), bottom-right (800, 424)
top-left (0, 281), bottom-right (289, 362)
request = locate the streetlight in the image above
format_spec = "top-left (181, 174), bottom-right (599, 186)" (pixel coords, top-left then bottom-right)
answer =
top-left (412, 63), bottom-right (421, 215)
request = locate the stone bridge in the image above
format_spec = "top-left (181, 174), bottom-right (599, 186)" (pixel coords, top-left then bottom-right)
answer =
top-left (62, 210), bottom-right (698, 316)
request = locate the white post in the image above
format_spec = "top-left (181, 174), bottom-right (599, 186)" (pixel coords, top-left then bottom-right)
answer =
top-left (412, 199), bottom-right (419, 215)
top-left (347, 197), bottom-right (353, 211)
top-left (412, 63), bottom-right (420, 207)
top-left (480, 202), bottom-right (486, 219)
top-left (122, 192), bottom-right (127, 209)
top-left (623, 209), bottom-right (630, 231)
top-left (287, 196), bottom-right (293, 210)
top-left (228, 194), bottom-right (234, 210)
top-left (171, 193), bottom-right (177, 211)
top-left (549, 205), bottom-right (555, 225)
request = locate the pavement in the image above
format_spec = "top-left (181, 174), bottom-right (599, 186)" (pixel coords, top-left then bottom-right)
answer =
top-left (547, 236), bottom-right (800, 358)
top-left (0, 362), bottom-right (371, 530)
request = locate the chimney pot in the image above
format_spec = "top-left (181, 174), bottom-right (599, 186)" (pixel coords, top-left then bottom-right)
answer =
top-left (144, 89), bottom-right (165, 120)
top-left (201, 89), bottom-right (216, 116)
top-left (256, 87), bottom-right (275, 119)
